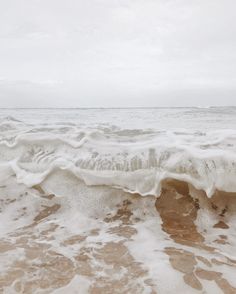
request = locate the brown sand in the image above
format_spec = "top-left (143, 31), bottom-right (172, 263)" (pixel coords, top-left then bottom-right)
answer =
top-left (156, 179), bottom-right (236, 293)
top-left (1, 181), bottom-right (236, 293)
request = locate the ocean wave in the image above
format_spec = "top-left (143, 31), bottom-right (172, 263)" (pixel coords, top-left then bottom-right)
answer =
top-left (0, 117), bottom-right (236, 197)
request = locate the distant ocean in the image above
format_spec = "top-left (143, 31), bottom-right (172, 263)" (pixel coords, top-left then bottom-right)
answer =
top-left (0, 107), bottom-right (236, 293)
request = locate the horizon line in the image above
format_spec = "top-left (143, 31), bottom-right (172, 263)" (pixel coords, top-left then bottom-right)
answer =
top-left (0, 105), bottom-right (236, 110)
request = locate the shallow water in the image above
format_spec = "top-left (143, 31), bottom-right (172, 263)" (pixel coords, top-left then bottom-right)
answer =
top-left (0, 108), bottom-right (236, 293)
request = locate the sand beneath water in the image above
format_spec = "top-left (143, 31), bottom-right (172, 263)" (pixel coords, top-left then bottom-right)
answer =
top-left (1, 178), bottom-right (236, 293)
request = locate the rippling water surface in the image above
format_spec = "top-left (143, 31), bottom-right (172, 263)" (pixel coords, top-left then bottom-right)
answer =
top-left (0, 107), bottom-right (236, 294)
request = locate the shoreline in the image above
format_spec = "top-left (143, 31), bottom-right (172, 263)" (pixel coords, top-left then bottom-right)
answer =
top-left (1, 177), bottom-right (236, 293)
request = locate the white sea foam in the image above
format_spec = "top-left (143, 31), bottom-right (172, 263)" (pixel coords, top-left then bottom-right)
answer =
top-left (0, 108), bottom-right (236, 196)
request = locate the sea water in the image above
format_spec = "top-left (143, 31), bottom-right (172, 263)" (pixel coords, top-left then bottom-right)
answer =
top-left (0, 107), bottom-right (236, 293)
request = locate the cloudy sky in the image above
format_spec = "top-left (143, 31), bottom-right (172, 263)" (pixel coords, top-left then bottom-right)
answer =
top-left (0, 0), bottom-right (236, 107)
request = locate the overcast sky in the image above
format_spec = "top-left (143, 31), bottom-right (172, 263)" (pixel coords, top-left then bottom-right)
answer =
top-left (0, 0), bottom-right (236, 107)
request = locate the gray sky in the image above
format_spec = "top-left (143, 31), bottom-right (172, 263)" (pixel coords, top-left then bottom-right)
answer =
top-left (0, 0), bottom-right (236, 107)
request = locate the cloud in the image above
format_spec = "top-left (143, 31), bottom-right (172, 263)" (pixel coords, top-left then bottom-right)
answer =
top-left (0, 0), bottom-right (235, 107)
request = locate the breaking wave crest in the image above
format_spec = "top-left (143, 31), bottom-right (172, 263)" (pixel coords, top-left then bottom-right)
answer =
top-left (1, 116), bottom-right (236, 197)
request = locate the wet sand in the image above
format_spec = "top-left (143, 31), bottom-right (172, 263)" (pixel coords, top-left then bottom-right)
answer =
top-left (1, 179), bottom-right (236, 293)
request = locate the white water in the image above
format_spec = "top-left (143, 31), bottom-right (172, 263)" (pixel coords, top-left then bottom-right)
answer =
top-left (0, 107), bottom-right (236, 196)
